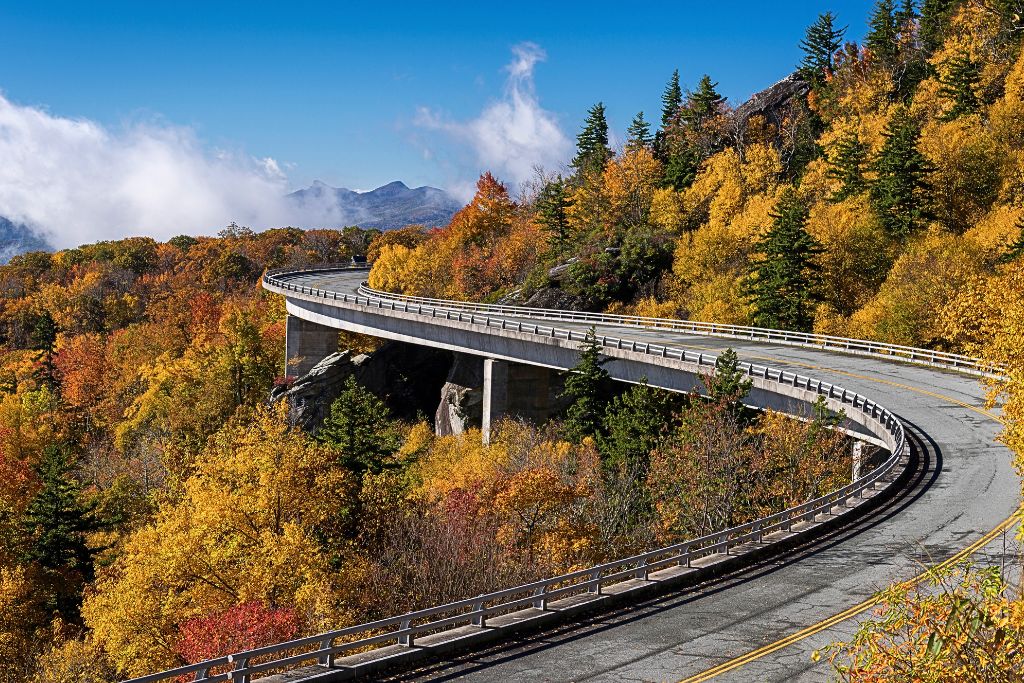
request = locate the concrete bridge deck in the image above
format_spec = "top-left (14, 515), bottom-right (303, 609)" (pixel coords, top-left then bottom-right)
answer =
top-left (265, 268), bottom-right (1020, 683)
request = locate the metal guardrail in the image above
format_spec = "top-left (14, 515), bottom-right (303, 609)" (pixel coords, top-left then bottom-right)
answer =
top-left (111, 267), bottom-right (913, 683)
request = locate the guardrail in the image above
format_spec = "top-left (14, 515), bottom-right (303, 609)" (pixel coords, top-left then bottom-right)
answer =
top-left (110, 268), bottom-right (913, 683)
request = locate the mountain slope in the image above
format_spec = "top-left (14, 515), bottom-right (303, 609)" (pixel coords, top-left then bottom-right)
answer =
top-left (287, 180), bottom-right (462, 230)
top-left (0, 217), bottom-right (51, 263)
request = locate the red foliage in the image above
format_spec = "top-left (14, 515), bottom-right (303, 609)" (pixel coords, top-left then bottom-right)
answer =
top-left (174, 601), bottom-right (301, 664)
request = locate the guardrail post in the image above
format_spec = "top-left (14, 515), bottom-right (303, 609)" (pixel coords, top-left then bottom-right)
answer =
top-left (533, 585), bottom-right (548, 610)
top-left (318, 637), bottom-right (335, 666)
top-left (230, 656), bottom-right (250, 683)
top-left (399, 618), bottom-right (413, 646)
top-left (634, 558), bottom-right (649, 580)
top-left (193, 667), bottom-right (211, 681)
top-left (588, 569), bottom-right (603, 595)
top-left (472, 599), bottom-right (486, 626)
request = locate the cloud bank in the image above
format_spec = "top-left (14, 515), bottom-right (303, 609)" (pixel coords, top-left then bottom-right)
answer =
top-left (0, 94), bottom-right (345, 249)
top-left (416, 42), bottom-right (571, 192)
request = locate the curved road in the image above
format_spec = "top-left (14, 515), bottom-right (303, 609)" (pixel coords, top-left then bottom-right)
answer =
top-left (271, 269), bottom-right (1021, 683)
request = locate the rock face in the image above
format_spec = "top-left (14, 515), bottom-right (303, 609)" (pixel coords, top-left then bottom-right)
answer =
top-left (521, 287), bottom-right (588, 311)
top-left (733, 72), bottom-right (812, 129)
top-left (435, 353), bottom-right (484, 436)
top-left (272, 341), bottom-right (452, 432)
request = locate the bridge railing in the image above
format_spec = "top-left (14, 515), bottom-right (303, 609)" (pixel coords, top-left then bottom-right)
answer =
top-left (115, 269), bottom-right (915, 683)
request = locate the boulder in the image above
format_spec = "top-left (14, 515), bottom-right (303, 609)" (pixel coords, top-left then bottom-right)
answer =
top-left (435, 353), bottom-right (484, 436)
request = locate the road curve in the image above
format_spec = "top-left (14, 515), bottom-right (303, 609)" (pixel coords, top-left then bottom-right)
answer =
top-left (271, 268), bottom-right (1021, 683)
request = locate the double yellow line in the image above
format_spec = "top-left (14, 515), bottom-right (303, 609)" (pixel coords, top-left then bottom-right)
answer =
top-left (665, 341), bottom-right (1022, 682)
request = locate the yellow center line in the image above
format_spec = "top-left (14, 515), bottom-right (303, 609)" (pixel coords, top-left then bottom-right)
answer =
top-left (660, 340), bottom-right (1019, 682)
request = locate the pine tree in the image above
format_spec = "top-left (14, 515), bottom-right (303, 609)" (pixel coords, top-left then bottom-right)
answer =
top-left (536, 176), bottom-right (572, 251)
top-left (661, 70), bottom-right (683, 128)
top-left (743, 188), bottom-right (822, 332)
top-left (21, 444), bottom-right (97, 618)
top-left (318, 376), bottom-right (402, 475)
top-left (798, 12), bottom-right (847, 85)
top-left (938, 51), bottom-right (981, 120)
top-left (866, 0), bottom-right (902, 68)
top-left (685, 75), bottom-right (726, 126)
top-left (919, 0), bottom-right (957, 54)
top-left (625, 111), bottom-right (653, 150)
top-left (706, 348), bottom-right (753, 415)
top-left (572, 102), bottom-right (612, 176)
top-left (826, 132), bottom-right (869, 202)
top-left (897, 0), bottom-right (919, 25)
top-left (999, 214), bottom-right (1024, 263)
top-left (598, 379), bottom-right (677, 473)
top-left (870, 106), bottom-right (932, 238)
top-left (561, 328), bottom-right (612, 443)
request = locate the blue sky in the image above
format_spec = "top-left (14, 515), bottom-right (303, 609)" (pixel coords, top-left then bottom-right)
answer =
top-left (0, 1), bottom-right (877, 244)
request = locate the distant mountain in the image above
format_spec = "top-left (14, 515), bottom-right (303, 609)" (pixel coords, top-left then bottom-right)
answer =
top-left (0, 217), bottom-right (51, 264)
top-left (286, 180), bottom-right (463, 230)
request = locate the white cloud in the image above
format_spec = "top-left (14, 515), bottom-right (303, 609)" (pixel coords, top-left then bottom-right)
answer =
top-left (0, 94), bottom-right (343, 248)
top-left (416, 42), bottom-right (571, 191)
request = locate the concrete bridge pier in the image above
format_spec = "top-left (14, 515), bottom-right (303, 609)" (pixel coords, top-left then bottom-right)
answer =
top-left (285, 315), bottom-right (339, 377)
top-left (482, 359), bottom-right (562, 444)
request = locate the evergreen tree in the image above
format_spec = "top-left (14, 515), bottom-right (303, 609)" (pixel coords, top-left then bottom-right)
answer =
top-left (938, 51), bottom-right (981, 120)
top-left (920, 0), bottom-right (958, 54)
top-left (866, 0), bottom-right (902, 68)
top-left (999, 214), bottom-right (1024, 263)
top-left (572, 102), bottom-right (612, 176)
top-left (898, 0), bottom-right (919, 25)
top-left (685, 75), bottom-right (726, 126)
top-left (662, 148), bottom-right (701, 192)
top-left (536, 176), bottom-right (572, 251)
top-left (625, 111), bottom-right (653, 150)
top-left (21, 444), bottom-right (97, 618)
top-left (870, 106), bottom-right (932, 238)
top-left (560, 328), bottom-right (612, 443)
top-left (826, 132), bottom-right (869, 202)
top-left (318, 376), bottom-right (402, 475)
top-left (661, 69), bottom-right (683, 128)
top-left (30, 310), bottom-right (58, 389)
top-left (598, 379), bottom-right (677, 473)
top-left (743, 188), bottom-right (822, 332)
top-left (798, 12), bottom-right (847, 85)
top-left (706, 348), bottom-right (753, 412)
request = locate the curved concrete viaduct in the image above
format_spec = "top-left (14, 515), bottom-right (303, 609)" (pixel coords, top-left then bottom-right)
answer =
top-left (122, 266), bottom-right (1022, 683)
top-left (261, 267), bottom-right (1021, 683)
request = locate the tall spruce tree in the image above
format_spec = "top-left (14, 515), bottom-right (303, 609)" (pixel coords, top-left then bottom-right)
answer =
top-left (536, 176), bottom-right (572, 251)
top-left (920, 0), bottom-right (958, 54)
top-left (798, 12), bottom-right (847, 85)
top-left (318, 376), bottom-right (402, 475)
top-left (870, 106), bottom-right (932, 238)
top-left (572, 102), bottom-right (612, 176)
top-left (898, 0), bottom-right (919, 24)
top-left (685, 75), bottom-right (726, 125)
top-left (743, 189), bottom-right (822, 332)
top-left (560, 328), bottom-right (612, 443)
top-left (598, 379), bottom-right (677, 474)
top-left (21, 444), bottom-right (97, 618)
top-left (706, 348), bottom-right (753, 419)
top-left (625, 111), bottom-right (653, 150)
top-left (661, 70), bottom-right (683, 127)
top-left (938, 51), bottom-right (981, 119)
top-left (826, 132), bottom-right (869, 202)
top-left (866, 0), bottom-right (902, 68)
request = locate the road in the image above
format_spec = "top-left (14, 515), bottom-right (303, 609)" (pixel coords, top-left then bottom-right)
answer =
top-left (274, 269), bottom-right (1021, 683)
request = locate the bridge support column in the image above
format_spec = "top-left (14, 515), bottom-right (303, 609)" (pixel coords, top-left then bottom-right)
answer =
top-left (482, 358), bottom-right (508, 445)
top-left (285, 315), bottom-right (339, 378)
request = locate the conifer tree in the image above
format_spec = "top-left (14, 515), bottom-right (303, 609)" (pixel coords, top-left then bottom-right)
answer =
top-left (999, 214), bottom-right (1024, 263)
top-left (661, 70), bottom-right (683, 128)
top-left (625, 111), bottom-right (653, 150)
top-left (318, 376), bottom-right (402, 475)
top-left (866, 0), bottom-right (902, 68)
top-left (561, 328), bottom-right (612, 443)
top-left (572, 102), bottom-right (612, 176)
top-left (21, 444), bottom-right (97, 618)
top-left (826, 132), bottom-right (869, 202)
top-left (870, 106), bottom-right (932, 238)
top-left (598, 379), bottom-right (676, 474)
top-left (897, 0), bottom-right (919, 25)
top-left (536, 176), bottom-right (572, 251)
top-left (706, 348), bottom-right (753, 416)
top-left (743, 189), bottom-right (822, 332)
top-left (685, 75), bottom-right (726, 125)
top-left (938, 51), bottom-right (981, 120)
top-left (798, 12), bottom-right (847, 85)
top-left (920, 0), bottom-right (958, 54)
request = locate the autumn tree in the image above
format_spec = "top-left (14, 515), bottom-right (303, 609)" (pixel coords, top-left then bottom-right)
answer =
top-left (870, 106), bottom-right (932, 239)
top-left (572, 102), bottom-right (612, 177)
top-left (744, 189), bottom-right (822, 332)
top-left (798, 12), bottom-right (847, 86)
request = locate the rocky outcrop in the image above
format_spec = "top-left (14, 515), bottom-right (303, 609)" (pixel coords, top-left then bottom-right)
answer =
top-left (271, 341), bottom-right (452, 433)
top-left (435, 353), bottom-right (484, 436)
top-left (733, 72), bottom-right (812, 129)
